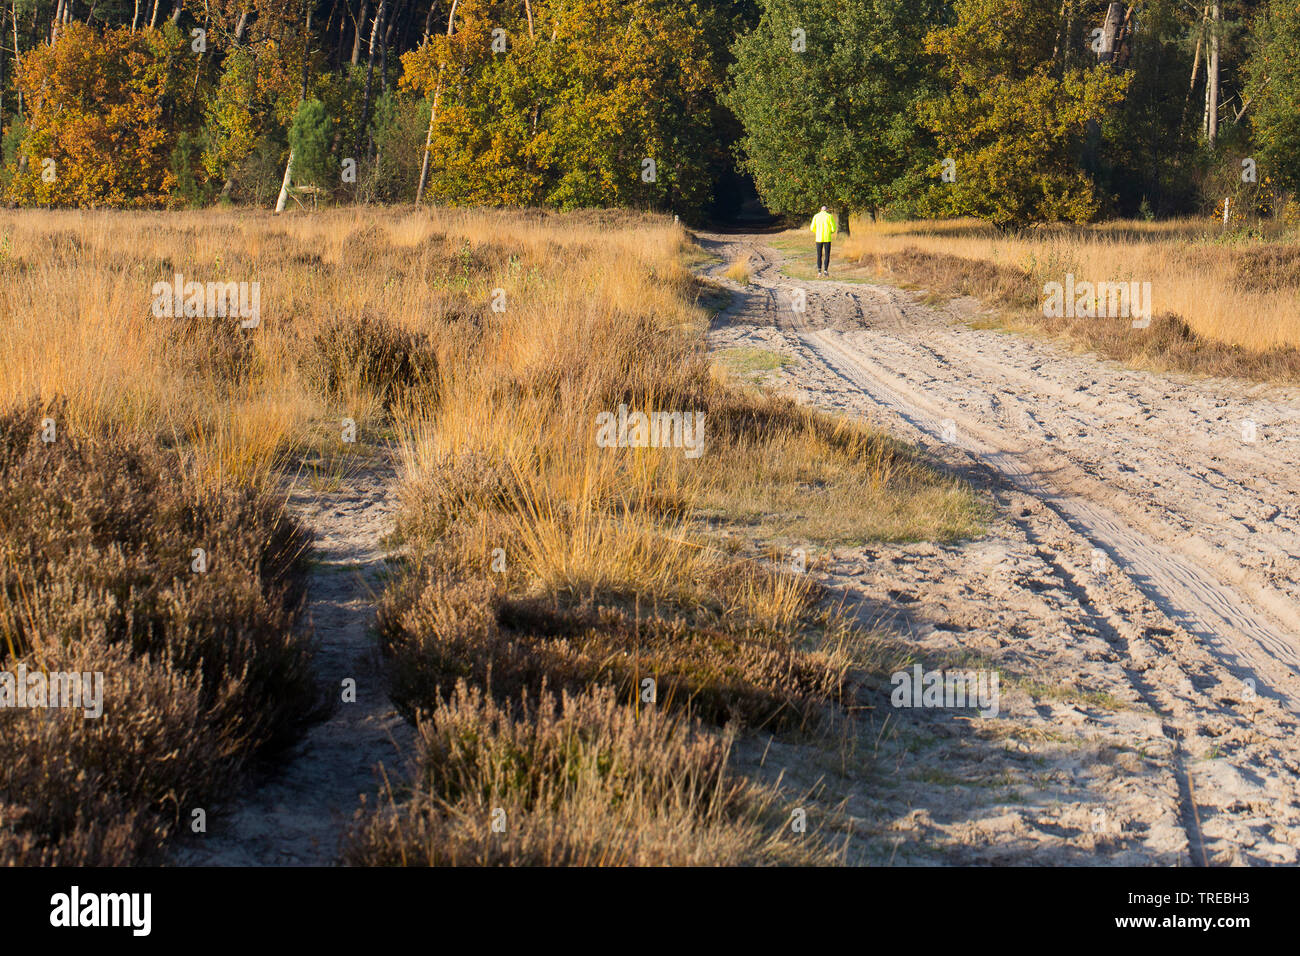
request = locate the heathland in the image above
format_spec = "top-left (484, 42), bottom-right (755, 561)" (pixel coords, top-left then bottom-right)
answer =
top-left (0, 207), bottom-right (980, 863)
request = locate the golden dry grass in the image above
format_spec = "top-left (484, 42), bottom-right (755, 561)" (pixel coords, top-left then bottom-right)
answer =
top-left (724, 253), bottom-right (752, 284)
top-left (0, 206), bottom-right (505, 483)
top-left (843, 218), bottom-right (1300, 350)
top-left (2, 205), bottom-right (979, 866)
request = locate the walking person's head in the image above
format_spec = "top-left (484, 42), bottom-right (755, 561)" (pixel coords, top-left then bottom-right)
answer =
top-left (820, 206), bottom-right (827, 213)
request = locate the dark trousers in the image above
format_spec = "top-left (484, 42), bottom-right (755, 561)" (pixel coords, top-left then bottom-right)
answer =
top-left (816, 241), bottom-right (831, 271)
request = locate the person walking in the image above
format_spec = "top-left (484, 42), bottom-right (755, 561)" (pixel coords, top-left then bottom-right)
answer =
top-left (810, 206), bottom-right (837, 277)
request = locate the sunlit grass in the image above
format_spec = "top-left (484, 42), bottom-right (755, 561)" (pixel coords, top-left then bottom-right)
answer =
top-left (830, 216), bottom-right (1300, 359)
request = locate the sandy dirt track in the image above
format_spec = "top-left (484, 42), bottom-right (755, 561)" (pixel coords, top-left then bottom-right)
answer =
top-left (702, 232), bottom-right (1300, 865)
top-left (173, 457), bottom-right (411, 866)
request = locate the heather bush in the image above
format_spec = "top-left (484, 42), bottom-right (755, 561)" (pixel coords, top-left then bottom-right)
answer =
top-left (0, 401), bottom-right (314, 864)
top-left (344, 682), bottom-right (835, 866)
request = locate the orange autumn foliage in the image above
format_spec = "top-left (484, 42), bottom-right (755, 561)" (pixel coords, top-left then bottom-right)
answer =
top-left (8, 23), bottom-right (203, 208)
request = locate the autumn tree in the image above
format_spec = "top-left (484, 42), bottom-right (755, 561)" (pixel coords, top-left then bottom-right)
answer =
top-left (7, 22), bottom-right (204, 207)
top-left (401, 0), bottom-right (726, 216)
top-left (725, 0), bottom-right (944, 224)
top-left (920, 0), bottom-right (1130, 228)
top-left (202, 48), bottom-right (263, 190)
top-left (401, 2), bottom-right (549, 205)
top-left (200, 0), bottom-right (313, 200)
top-left (538, 0), bottom-right (724, 213)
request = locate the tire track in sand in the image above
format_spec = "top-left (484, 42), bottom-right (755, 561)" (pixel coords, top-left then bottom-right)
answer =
top-left (702, 232), bottom-right (1300, 711)
top-left (700, 231), bottom-right (1300, 864)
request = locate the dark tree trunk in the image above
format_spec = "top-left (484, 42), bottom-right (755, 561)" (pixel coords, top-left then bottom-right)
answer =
top-left (300, 0), bottom-right (313, 99)
top-left (355, 0), bottom-right (385, 159)
top-left (322, 0), bottom-right (340, 65)
top-left (351, 0), bottom-right (368, 66)
top-left (381, 0), bottom-right (403, 90)
top-left (333, 0), bottom-right (348, 68)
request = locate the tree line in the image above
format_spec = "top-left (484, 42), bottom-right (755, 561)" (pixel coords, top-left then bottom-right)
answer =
top-left (0, 0), bottom-right (1296, 226)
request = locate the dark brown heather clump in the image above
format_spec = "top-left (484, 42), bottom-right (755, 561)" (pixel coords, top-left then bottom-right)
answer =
top-left (301, 312), bottom-right (440, 410)
top-left (343, 681), bottom-right (837, 866)
top-left (0, 401), bottom-right (314, 864)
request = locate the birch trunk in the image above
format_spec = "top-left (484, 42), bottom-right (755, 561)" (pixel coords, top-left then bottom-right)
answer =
top-left (275, 148), bottom-right (296, 213)
top-left (1206, 0), bottom-right (1220, 147)
top-left (415, 0), bottom-right (460, 204)
top-left (12, 1), bottom-right (20, 118)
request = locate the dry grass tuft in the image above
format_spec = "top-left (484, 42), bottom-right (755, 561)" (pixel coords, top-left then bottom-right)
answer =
top-left (301, 312), bottom-right (440, 410)
top-left (379, 573), bottom-right (848, 733)
top-left (344, 681), bottom-right (836, 866)
top-left (724, 254), bottom-right (752, 284)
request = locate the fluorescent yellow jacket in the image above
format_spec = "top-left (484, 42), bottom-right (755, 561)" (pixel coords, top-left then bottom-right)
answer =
top-left (811, 211), bottom-right (838, 243)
